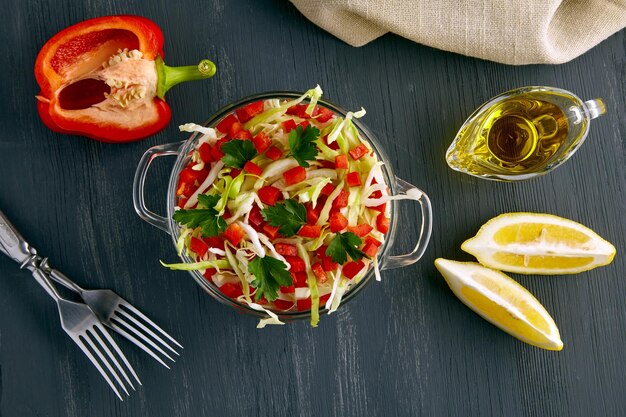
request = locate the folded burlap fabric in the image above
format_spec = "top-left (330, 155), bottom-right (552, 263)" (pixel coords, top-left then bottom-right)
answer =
top-left (289, 0), bottom-right (626, 65)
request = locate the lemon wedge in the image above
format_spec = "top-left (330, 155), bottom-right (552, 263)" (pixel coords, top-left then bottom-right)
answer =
top-left (435, 258), bottom-right (563, 350)
top-left (461, 212), bottom-right (616, 275)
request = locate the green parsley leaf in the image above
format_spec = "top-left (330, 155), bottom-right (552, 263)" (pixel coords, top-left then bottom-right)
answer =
top-left (288, 124), bottom-right (320, 167)
top-left (326, 232), bottom-right (368, 264)
top-left (261, 199), bottom-right (307, 236)
top-left (221, 139), bottom-right (257, 168)
top-left (248, 255), bottom-right (293, 302)
top-left (173, 194), bottom-right (227, 237)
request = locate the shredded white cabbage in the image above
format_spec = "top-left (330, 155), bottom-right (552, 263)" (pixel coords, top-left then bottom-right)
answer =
top-left (239, 298), bottom-right (285, 328)
top-left (179, 123), bottom-right (218, 144)
top-left (184, 160), bottom-right (225, 208)
top-left (237, 221), bottom-right (266, 258)
top-left (327, 107), bottom-right (366, 144)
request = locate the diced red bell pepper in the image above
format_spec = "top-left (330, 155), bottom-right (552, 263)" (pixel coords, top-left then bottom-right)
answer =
top-left (252, 131), bottom-right (272, 153)
top-left (243, 161), bottom-right (263, 176)
top-left (321, 183), bottom-right (336, 196)
top-left (177, 197), bottom-right (188, 208)
top-left (263, 224), bottom-right (280, 239)
top-left (370, 203), bottom-right (387, 213)
top-left (312, 263), bottom-right (327, 284)
top-left (265, 146), bottom-right (282, 161)
top-left (376, 213), bottom-right (390, 234)
top-left (230, 168), bottom-right (241, 178)
top-left (282, 119), bottom-right (297, 133)
top-left (219, 282), bottom-right (243, 298)
top-left (176, 166), bottom-right (205, 197)
top-left (320, 160), bottom-right (336, 169)
top-left (280, 285), bottom-right (295, 294)
top-left (343, 260), bottom-right (365, 279)
top-left (322, 134), bottom-right (340, 150)
top-left (258, 185), bottom-right (282, 206)
top-left (211, 144), bottom-right (225, 160)
top-left (231, 129), bottom-right (252, 141)
top-left (297, 298), bottom-right (312, 311)
top-left (362, 242), bottom-right (379, 257)
top-left (322, 256), bottom-right (338, 272)
top-left (273, 298), bottom-right (295, 311)
top-left (286, 103), bottom-right (311, 119)
top-left (198, 142), bottom-right (213, 163)
top-left (248, 205), bottom-right (265, 229)
top-left (190, 237), bottom-right (209, 258)
top-left (299, 121), bottom-right (309, 129)
top-left (216, 114), bottom-right (239, 133)
top-left (236, 100), bottom-right (264, 123)
top-left (364, 235), bottom-right (382, 247)
top-left (223, 222), bottom-right (245, 246)
top-left (285, 256), bottom-right (306, 273)
top-left (349, 143), bottom-right (369, 160)
top-left (203, 236), bottom-right (225, 250)
top-left (305, 203), bottom-right (319, 225)
top-left (35, 15), bottom-right (216, 143)
top-left (329, 212), bottom-right (348, 232)
top-left (283, 166), bottom-right (306, 186)
top-left (314, 106), bottom-right (334, 123)
top-left (370, 190), bottom-right (383, 199)
top-left (291, 271), bottom-right (308, 287)
top-left (228, 122), bottom-right (243, 138)
top-left (298, 225), bottom-right (322, 238)
top-left (202, 268), bottom-right (217, 282)
top-left (275, 243), bottom-right (298, 257)
top-left (320, 293), bottom-right (331, 305)
top-left (335, 155), bottom-right (349, 169)
top-left (316, 245), bottom-right (329, 259)
top-left (346, 172), bottom-right (362, 187)
top-left (348, 224), bottom-right (374, 238)
top-left (333, 190), bottom-right (349, 209)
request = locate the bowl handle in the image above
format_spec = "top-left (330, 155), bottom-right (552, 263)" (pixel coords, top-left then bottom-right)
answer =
top-left (380, 177), bottom-right (433, 270)
top-left (132, 141), bottom-right (184, 234)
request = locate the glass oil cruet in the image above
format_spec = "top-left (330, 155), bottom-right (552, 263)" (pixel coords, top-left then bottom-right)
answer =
top-left (445, 86), bottom-right (606, 181)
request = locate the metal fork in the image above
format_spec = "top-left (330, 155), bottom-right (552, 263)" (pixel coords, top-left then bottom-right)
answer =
top-left (43, 265), bottom-right (183, 368)
top-left (0, 211), bottom-right (139, 400)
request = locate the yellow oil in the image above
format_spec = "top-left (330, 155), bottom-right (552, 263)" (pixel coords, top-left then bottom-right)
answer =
top-left (453, 97), bottom-right (569, 175)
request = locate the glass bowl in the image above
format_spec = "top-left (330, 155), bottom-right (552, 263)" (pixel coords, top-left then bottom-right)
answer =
top-left (133, 92), bottom-right (432, 321)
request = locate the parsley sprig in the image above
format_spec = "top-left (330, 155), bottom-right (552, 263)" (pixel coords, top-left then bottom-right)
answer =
top-left (326, 232), bottom-right (368, 264)
top-left (221, 139), bottom-right (257, 168)
top-left (173, 194), bottom-right (226, 237)
top-left (261, 199), bottom-right (307, 236)
top-left (288, 124), bottom-right (320, 167)
top-left (248, 255), bottom-right (293, 302)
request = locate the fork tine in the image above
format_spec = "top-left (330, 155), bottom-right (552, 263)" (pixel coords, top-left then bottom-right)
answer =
top-left (96, 323), bottom-right (142, 387)
top-left (115, 308), bottom-right (179, 355)
top-left (119, 302), bottom-right (183, 349)
top-left (108, 321), bottom-right (171, 369)
top-left (90, 325), bottom-right (136, 391)
top-left (84, 330), bottom-right (130, 397)
top-left (111, 313), bottom-right (175, 362)
top-left (74, 335), bottom-right (124, 401)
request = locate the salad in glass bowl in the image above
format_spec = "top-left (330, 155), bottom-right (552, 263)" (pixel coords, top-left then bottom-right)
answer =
top-left (134, 86), bottom-right (432, 327)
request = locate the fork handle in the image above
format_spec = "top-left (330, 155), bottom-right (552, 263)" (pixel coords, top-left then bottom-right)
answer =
top-left (25, 257), bottom-right (63, 302)
top-left (0, 209), bottom-right (37, 267)
top-left (46, 267), bottom-right (84, 294)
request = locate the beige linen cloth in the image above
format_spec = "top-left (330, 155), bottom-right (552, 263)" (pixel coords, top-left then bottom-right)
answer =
top-left (289, 0), bottom-right (626, 64)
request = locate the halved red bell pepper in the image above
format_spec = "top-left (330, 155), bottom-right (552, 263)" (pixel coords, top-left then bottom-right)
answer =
top-left (35, 15), bottom-right (216, 143)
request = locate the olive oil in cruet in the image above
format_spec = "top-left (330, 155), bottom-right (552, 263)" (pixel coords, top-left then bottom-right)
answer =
top-left (446, 87), bottom-right (606, 181)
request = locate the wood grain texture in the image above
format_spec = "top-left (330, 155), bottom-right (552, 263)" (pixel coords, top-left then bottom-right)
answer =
top-left (0, 0), bottom-right (625, 416)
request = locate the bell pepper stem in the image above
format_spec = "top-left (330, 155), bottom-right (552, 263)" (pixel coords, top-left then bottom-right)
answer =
top-left (156, 57), bottom-right (216, 99)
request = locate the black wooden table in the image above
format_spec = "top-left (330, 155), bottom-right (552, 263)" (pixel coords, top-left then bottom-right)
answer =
top-left (1, 1), bottom-right (625, 416)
